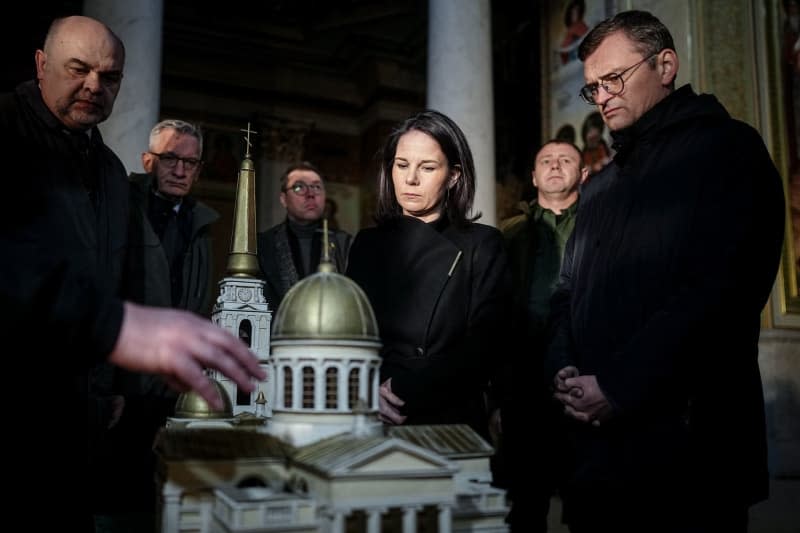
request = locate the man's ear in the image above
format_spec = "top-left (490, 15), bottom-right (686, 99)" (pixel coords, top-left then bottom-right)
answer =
top-left (279, 192), bottom-right (287, 209)
top-left (531, 170), bottom-right (539, 189)
top-left (659, 49), bottom-right (679, 86)
top-left (142, 152), bottom-right (156, 173)
top-left (35, 50), bottom-right (46, 80)
top-left (580, 167), bottom-right (589, 184)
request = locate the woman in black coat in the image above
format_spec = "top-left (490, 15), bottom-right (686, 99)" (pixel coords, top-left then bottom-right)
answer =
top-left (346, 110), bottom-right (511, 437)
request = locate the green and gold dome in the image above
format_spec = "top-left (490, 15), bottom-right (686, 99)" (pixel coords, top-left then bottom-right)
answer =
top-left (174, 380), bottom-right (234, 419)
top-left (272, 262), bottom-right (380, 342)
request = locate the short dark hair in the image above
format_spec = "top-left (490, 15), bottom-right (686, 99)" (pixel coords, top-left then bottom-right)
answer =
top-left (535, 139), bottom-right (585, 170)
top-left (375, 110), bottom-right (478, 226)
top-left (280, 161), bottom-right (323, 191)
top-left (578, 10), bottom-right (675, 67)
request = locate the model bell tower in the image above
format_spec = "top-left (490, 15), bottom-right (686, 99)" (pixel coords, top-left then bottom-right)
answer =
top-left (211, 123), bottom-right (273, 417)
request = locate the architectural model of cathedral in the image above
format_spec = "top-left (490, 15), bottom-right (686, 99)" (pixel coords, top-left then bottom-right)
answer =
top-left (153, 127), bottom-right (508, 533)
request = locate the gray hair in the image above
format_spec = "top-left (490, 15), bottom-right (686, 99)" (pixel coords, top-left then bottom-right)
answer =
top-left (149, 119), bottom-right (204, 156)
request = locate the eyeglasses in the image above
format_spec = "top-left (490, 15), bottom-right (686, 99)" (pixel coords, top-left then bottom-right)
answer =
top-left (149, 152), bottom-right (202, 172)
top-left (284, 181), bottom-right (324, 195)
top-left (579, 53), bottom-right (658, 105)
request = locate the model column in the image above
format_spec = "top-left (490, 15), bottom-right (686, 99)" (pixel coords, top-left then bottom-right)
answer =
top-left (160, 492), bottom-right (181, 533)
top-left (401, 505), bottom-right (421, 533)
top-left (329, 509), bottom-right (345, 533)
top-left (366, 507), bottom-right (384, 533)
top-left (83, 0), bottom-right (164, 174)
top-left (437, 503), bottom-right (452, 533)
top-left (427, 0), bottom-right (496, 226)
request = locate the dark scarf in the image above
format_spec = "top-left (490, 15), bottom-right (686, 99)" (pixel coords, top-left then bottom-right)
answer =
top-left (147, 188), bottom-right (195, 305)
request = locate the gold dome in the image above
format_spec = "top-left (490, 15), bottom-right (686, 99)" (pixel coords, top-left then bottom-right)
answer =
top-left (272, 268), bottom-right (380, 341)
top-left (174, 379), bottom-right (234, 419)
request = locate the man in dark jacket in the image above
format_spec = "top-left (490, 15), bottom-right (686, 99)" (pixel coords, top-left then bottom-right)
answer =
top-left (501, 140), bottom-right (587, 531)
top-left (546, 10), bottom-right (784, 532)
top-left (98, 120), bottom-right (220, 530)
top-left (257, 161), bottom-right (351, 312)
top-left (0, 16), bottom-right (264, 530)
top-left (125, 119), bottom-right (219, 316)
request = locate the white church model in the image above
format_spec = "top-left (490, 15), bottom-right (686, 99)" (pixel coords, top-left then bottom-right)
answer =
top-left (153, 126), bottom-right (508, 533)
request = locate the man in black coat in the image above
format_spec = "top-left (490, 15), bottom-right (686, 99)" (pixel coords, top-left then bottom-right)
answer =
top-left (545, 11), bottom-right (784, 532)
top-left (0, 16), bottom-right (264, 530)
top-left (125, 119), bottom-right (219, 316)
top-left (257, 161), bottom-right (351, 312)
top-left (99, 119), bottom-right (220, 530)
top-left (501, 140), bottom-right (587, 531)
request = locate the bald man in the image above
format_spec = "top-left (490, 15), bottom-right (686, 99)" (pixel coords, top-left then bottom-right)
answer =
top-left (0, 16), bottom-right (264, 530)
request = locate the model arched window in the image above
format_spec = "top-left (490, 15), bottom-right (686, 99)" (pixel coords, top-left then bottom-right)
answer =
top-left (302, 366), bottom-right (314, 408)
top-left (236, 386), bottom-right (250, 406)
top-left (238, 319), bottom-right (253, 347)
top-left (283, 366), bottom-right (293, 408)
top-left (348, 368), bottom-right (359, 409)
top-left (325, 367), bottom-right (338, 409)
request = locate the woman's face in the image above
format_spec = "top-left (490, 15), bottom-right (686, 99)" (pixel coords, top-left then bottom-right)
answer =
top-left (391, 130), bottom-right (459, 222)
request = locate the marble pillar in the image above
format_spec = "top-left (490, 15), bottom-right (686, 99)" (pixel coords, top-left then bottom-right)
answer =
top-left (83, 0), bottom-right (163, 174)
top-left (427, 0), bottom-right (496, 226)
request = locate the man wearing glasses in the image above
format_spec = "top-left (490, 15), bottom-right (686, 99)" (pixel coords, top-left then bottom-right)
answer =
top-left (257, 161), bottom-right (352, 311)
top-left (125, 119), bottom-right (219, 315)
top-left (542, 10), bottom-right (784, 532)
top-left (99, 119), bottom-right (221, 530)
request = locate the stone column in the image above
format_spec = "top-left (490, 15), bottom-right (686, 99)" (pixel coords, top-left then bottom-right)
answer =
top-left (293, 364), bottom-right (302, 409)
top-left (401, 505), bottom-right (420, 533)
top-left (160, 492), bottom-right (181, 533)
top-left (437, 504), bottom-right (452, 533)
top-left (329, 509), bottom-right (345, 533)
top-left (427, 0), bottom-right (496, 226)
top-left (339, 364), bottom-right (350, 411)
top-left (83, 0), bottom-right (164, 174)
top-left (315, 361), bottom-right (324, 410)
top-left (358, 365), bottom-right (369, 407)
top-left (274, 364), bottom-right (284, 409)
top-left (366, 507), bottom-right (384, 533)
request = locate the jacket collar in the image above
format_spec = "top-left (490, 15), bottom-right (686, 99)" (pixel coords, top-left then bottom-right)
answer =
top-left (610, 84), bottom-right (732, 166)
top-left (531, 198), bottom-right (578, 221)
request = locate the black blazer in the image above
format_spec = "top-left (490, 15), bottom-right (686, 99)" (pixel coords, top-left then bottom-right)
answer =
top-left (257, 220), bottom-right (351, 312)
top-left (347, 216), bottom-right (512, 435)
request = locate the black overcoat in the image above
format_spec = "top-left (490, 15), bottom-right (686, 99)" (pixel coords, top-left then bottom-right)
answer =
top-left (347, 216), bottom-right (512, 436)
top-left (545, 86), bottom-right (784, 510)
top-left (257, 220), bottom-right (352, 311)
top-left (124, 173), bottom-right (219, 315)
top-left (0, 80), bottom-right (129, 525)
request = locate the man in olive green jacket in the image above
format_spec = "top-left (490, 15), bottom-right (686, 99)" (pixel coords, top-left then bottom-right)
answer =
top-left (498, 139), bottom-right (587, 532)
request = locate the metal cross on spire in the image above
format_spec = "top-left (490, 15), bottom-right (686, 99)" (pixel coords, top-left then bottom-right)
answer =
top-left (240, 122), bottom-right (258, 159)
